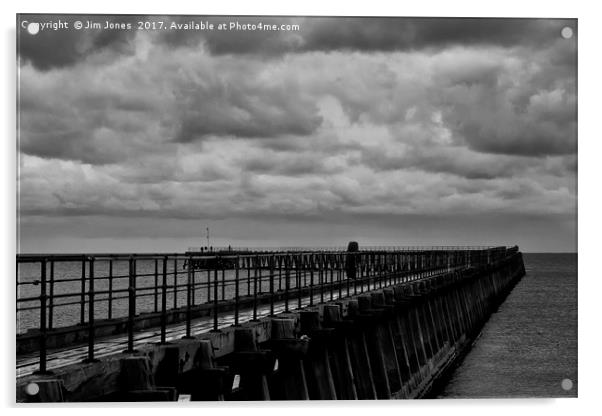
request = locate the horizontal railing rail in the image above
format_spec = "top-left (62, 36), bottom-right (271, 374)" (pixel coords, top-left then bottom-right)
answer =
top-left (16, 245), bottom-right (518, 375)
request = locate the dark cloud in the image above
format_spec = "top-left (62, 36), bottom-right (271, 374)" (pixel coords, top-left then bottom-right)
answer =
top-left (438, 75), bottom-right (577, 157)
top-left (157, 17), bottom-right (576, 56)
top-left (19, 14), bottom-right (576, 71)
top-left (173, 81), bottom-right (323, 141)
top-left (18, 67), bottom-right (168, 164)
top-left (242, 150), bottom-right (345, 176)
top-left (18, 34), bottom-right (324, 165)
top-left (361, 146), bottom-right (522, 180)
top-left (456, 117), bottom-right (576, 156)
top-left (16, 15), bottom-right (577, 253)
top-left (18, 14), bottom-right (140, 70)
top-left (301, 18), bottom-right (555, 52)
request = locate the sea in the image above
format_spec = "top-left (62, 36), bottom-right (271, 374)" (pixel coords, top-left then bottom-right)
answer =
top-left (437, 253), bottom-right (578, 398)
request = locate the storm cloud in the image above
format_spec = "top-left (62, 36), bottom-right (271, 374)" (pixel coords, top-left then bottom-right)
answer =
top-left (17, 15), bottom-right (577, 252)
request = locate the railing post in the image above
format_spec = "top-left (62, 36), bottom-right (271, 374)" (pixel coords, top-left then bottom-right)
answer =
top-left (247, 258), bottom-right (252, 296)
top-left (297, 254), bottom-right (303, 309)
top-left (270, 254), bottom-right (275, 316)
top-left (80, 255), bottom-right (86, 325)
top-left (345, 253), bottom-right (350, 298)
top-left (16, 259), bottom-right (19, 334)
top-left (278, 255), bottom-right (283, 292)
top-left (184, 255), bottom-right (193, 339)
top-left (235, 256), bottom-right (241, 325)
top-left (160, 256), bottom-right (168, 344)
top-left (34, 257), bottom-right (49, 374)
top-left (375, 253), bottom-right (380, 288)
top-left (383, 253), bottom-right (387, 287)
top-left (48, 258), bottom-right (54, 331)
top-left (372, 253), bottom-right (377, 289)
top-left (108, 258), bottom-right (113, 320)
top-left (379, 253), bottom-right (384, 288)
top-left (84, 256), bottom-right (98, 362)
top-left (376, 253), bottom-right (386, 289)
top-left (173, 257), bottom-right (178, 309)
top-left (382, 253), bottom-right (387, 286)
top-left (319, 254), bottom-right (325, 304)
top-left (365, 252), bottom-right (369, 289)
top-left (252, 255), bottom-right (259, 320)
top-left (221, 267), bottom-right (226, 301)
top-left (354, 254), bottom-right (359, 296)
top-left (338, 254), bottom-right (343, 299)
top-left (399, 252), bottom-right (404, 282)
top-left (211, 266), bottom-right (219, 331)
top-left (124, 256), bottom-right (136, 353)
top-left (207, 268), bottom-right (211, 303)
top-left (365, 253), bottom-right (370, 292)
top-left (191, 266), bottom-right (196, 306)
top-left (391, 253), bottom-right (396, 285)
top-left (329, 254), bottom-right (334, 301)
top-left (284, 255), bottom-right (290, 312)
top-left (390, 253), bottom-right (394, 285)
top-left (154, 258), bottom-right (159, 313)
top-left (303, 254), bottom-right (308, 287)
top-left (309, 254), bottom-right (315, 306)
top-left (371, 252), bottom-right (376, 289)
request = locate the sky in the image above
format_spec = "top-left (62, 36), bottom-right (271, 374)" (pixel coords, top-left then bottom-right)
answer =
top-left (16, 15), bottom-right (577, 253)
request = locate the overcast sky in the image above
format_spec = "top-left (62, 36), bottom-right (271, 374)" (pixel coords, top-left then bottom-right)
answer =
top-left (17, 15), bottom-right (577, 253)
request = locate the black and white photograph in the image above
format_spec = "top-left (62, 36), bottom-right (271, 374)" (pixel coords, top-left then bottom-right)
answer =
top-left (15, 11), bottom-right (577, 403)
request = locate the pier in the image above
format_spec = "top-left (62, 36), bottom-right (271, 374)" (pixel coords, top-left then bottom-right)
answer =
top-left (16, 244), bottom-right (525, 401)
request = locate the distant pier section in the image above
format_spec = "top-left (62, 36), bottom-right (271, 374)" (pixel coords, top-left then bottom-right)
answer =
top-left (16, 244), bottom-right (525, 401)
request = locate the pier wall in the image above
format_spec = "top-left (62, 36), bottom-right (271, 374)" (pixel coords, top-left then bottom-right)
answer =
top-left (17, 250), bottom-right (525, 401)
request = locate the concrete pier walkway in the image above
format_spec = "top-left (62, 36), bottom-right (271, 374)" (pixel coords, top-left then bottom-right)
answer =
top-left (17, 275), bottom-right (430, 377)
top-left (16, 247), bottom-right (524, 402)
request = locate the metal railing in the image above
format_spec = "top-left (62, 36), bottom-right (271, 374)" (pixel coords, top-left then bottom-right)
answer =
top-left (185, 245), bottom-right (499, 253)
top-left (16, 245), bottom-right (517, 374)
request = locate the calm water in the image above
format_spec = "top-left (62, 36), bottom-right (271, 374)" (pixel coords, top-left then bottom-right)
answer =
top-left (438, 253), bottom-right (577, 398)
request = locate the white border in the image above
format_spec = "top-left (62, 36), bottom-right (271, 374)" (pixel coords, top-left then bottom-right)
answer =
top-left (3, 1), bottom-right (599, 415)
